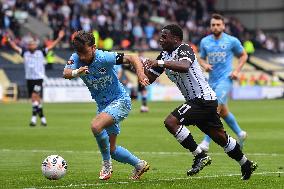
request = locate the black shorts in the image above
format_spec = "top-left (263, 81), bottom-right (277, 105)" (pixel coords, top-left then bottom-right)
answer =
top-left (27, 79), bottom-right (43, 98)
top-left (171, 98), bottom-right (223, 128)
top-left (138, 83), bottom-right (146, 92)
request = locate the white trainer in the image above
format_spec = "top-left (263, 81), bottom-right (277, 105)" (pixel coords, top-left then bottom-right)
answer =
top-left (140, 106), bottom-right (149, 113)
top-left (99, 160), bottom-right (113, 180)
top-left (130, 160), bottom-right (150, 180)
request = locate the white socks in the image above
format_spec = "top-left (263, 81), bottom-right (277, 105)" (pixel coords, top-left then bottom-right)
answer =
top-left (174, 125), bottom-right (190, 143)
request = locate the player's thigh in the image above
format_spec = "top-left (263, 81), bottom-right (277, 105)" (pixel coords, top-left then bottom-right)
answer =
top-left (27, 79), bottom-right (43, 99)
top-left (100, 97), bottom-right (131, 135)
top-left (26, 80), bottom-right (34, 98)
top-left (171, 99), bottom-right (223, 127)
top-left (171, 101), bottom-right (204, 126)
top-left (91, 112), bottom-right (115, 131)
top-left (214, 79), bottom-right (232, 105)
top-left (101, 97), bottom-right (131, 123)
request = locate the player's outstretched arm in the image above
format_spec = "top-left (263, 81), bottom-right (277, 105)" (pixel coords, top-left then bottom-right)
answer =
top-left (63, 66), bottom-right (89, 79)
top-left (143, 69), bottom-right (159, 84)
top-left (7, 37), bottom-right (22, 54)
top-left (144, 59), bottom-right (190, 73)
top-left (123, 55), bottom-right (150, 86)
top-left (46, 30), bottom-right (65, 51)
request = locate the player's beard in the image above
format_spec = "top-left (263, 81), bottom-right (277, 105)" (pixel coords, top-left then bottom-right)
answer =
top-left (213, 31), bottom-right (222, 38)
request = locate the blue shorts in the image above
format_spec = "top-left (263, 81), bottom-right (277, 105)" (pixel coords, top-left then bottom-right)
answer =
top-left (210, 78), bottom-right (232, 105)
top-left (98, 96), bottom-right (131, 135)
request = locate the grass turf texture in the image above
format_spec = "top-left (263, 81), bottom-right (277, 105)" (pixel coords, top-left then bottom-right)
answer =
top-left (0, 100), bottom-right (284, 188)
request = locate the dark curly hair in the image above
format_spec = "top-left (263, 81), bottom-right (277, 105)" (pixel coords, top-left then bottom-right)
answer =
top-left (72, 31), bottom-right (95, 52)
top-left (163, 24), bottom-right (183, 41)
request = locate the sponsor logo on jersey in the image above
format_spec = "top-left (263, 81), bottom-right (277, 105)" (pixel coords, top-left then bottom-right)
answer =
top-left (99, 67), bottom-right (107, 74)
top-left (85, 75), bottom-right (113, 90)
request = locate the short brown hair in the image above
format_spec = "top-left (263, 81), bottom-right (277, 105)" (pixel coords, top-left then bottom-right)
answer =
top-left (72, 31), bottom-right (95, 51)
top-left (211, 13), bottom-right (224, 22)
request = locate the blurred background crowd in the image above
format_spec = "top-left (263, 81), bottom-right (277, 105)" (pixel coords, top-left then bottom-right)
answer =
top-left (0, 0), bottom-right (283, 101)
top-left (1, 0), bottom-right (284, 53)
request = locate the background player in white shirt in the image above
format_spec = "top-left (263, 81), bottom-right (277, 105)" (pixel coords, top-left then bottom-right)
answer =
top-left (8, 30), bottom-right (65, 126)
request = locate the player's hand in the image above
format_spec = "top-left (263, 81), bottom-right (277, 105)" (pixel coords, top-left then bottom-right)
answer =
top-left (144, 59), bottom-right (158, 69)
top-left (138, 73), bottom-right (150, 86)
top-left (203, 63), bottom-right (213, 72)
top-left (58, 30), bottom-right (65, 39)
top-left (230, 70), bottom-right (239, 80)
top-left (78, 66), bottom-right (89, 75)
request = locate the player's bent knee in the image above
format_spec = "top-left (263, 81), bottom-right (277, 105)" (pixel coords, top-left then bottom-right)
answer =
top-left (164, 115), bottom-right (178, 134)
top-left (90, 121), bottom-right (102, 134)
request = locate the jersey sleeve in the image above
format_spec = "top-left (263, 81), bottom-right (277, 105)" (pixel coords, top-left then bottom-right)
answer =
top-left (19, 48), bottom-right (25, 57)
top-left (199, 39), bottom-right (207, 59)
top-left (232, 37), bottom-right (244, 56)
top-left (41, 47), bottom-right (49, 56)
top-left (148, 52), bottom-right (164, 76)
top-left (104, 51), bottom-right (124, 66)
top-left (65, 53), bottom-right (79, 70)
top-left (177, 44), bottom-right (196, 64)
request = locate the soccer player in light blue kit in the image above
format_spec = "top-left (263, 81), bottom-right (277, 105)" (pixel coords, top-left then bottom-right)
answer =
top-left (198, 14), bottom-right (248, 152)
top-left (63, 31), bottom-right (150, 180)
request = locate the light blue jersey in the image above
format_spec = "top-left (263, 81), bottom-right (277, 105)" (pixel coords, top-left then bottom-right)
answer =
top-left (199, 33), bottom-right (244, 104)
top-left (65, 50), bottom-right (129, 109)
top-left (199, 33), bottom-right (244, 85)
top-left (65, 50), bottom-right (131, 135)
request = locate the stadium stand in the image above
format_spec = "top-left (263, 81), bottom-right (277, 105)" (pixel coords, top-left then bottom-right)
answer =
top-left (0, 0), bottom-right (283, 100)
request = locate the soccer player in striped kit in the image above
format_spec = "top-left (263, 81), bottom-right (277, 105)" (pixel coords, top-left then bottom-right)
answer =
top-left (8, 30), bottom-right (65, 126)
top-left (198, 14), bottom-right (248, 151)
top-left (144, 24), bottom-right (257, 180)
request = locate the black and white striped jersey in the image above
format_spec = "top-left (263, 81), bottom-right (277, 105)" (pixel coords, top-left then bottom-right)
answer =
top-left (149, 44), bottom-right (216, 101)
top-left (20, 48), bottom-right (48, 80)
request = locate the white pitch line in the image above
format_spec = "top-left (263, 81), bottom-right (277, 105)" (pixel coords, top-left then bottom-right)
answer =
top-left (23, 171), bottom-right (284, 189)
top-left (1, 148), bottom-right (284, 157)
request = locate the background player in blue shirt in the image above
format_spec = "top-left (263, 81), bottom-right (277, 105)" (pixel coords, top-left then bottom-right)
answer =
top-left (63, 31), bottom-right (150, 180)
top-left (199, 14), bottom-right (248, 152)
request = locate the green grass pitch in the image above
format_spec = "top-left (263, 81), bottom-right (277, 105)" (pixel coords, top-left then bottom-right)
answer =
top-left (0, 99), bottom-right (284, 188)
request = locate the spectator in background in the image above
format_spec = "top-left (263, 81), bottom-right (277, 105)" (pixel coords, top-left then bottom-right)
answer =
top-left (44, 35), bottom-right (55, 70)
top-left (3, 0), bottom-right (282, 54)
top-left (243, 32), bottom-right (255, 63)
top-left (239, 73), bottom-right (248, 86)
top-left (255, 29), bottom-right (266, 48)
top-left (144, 21), bottom-right (155, 42)
top-left (132, 20), bottom-right (144, 43)
top-left (271, 72), bottom-right (281, 86)
top-left (248, 74), bottom-right (257, 86)
top-left (258, 73), bottom-right (269, 86)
